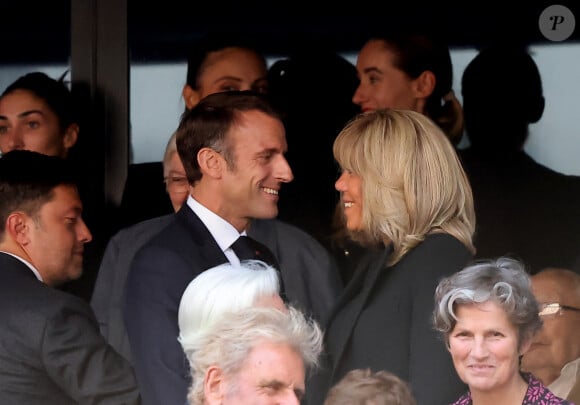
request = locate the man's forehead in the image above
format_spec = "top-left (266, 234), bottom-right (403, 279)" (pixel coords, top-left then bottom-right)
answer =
top-left (534, 277), bottom-right (580, 311)
top-left (44, 185), bottom-right (82, 209)
top-left (533, 271), bottom-right (574, 294)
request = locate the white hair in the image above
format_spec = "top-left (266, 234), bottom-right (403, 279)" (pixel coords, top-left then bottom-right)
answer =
top-left (187, 306), bottom-right (323, 405)
top-left (178, 259), bottom-right (281, 353)
top-left (162, 131), bottom-right (178, 174)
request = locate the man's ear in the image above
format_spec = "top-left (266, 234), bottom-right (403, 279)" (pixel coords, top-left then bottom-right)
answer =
top-left (204, 366), bottom-right (225, 404)
top-left (182, 84), bottom-right (201, 110)
top-left (63, 123), bottom-right (79, 151)
top-left (197, 147), bottom-right (223, 179)
top-left (6, 212), bottom-right (31, 245)
top-left (413, 70), bottom-right (436, 98)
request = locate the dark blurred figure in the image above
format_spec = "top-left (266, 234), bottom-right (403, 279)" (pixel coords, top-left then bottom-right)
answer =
top-left (118, 161), bottom-right (173, 228)
top-left (268, 47), bottom-right (360, 283)
top-left (459, 45), bottom-right (580, 274)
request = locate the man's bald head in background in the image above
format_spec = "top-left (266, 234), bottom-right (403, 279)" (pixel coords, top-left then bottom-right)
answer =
top-left (521, 268), bottom-right (580, 386)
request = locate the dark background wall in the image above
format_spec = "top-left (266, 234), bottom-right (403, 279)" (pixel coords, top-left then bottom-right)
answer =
top-left (2, 1), bottom-right (579, 65)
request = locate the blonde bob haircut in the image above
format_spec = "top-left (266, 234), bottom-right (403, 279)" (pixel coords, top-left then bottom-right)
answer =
top-left (333, 109), bottom-right (475, 265)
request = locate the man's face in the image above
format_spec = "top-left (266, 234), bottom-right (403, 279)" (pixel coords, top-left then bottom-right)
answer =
top-left (23, 184), bottom-right (92, 286)
top-left (164, 151), bottom-right (189, 212)
top-left (521, 271), bottom-right (580, 383)
top-left (218, 109), bottom-right (293, 230)
top-left (220, 341), bottom-right (305, 405)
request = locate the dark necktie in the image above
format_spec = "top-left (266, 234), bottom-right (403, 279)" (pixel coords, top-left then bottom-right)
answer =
top-left (229, 235), bottom-right (286, 301)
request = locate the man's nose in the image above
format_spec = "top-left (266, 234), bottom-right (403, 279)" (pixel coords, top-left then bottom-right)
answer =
top-left (276, 155), bottom-right (294, 183)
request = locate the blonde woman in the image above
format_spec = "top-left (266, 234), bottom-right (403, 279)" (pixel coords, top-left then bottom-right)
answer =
top-left (307, 109), bottom-right (476, 405)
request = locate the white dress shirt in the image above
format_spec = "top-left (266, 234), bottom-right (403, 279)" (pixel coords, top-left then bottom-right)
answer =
top-left (186, 195), bottom-right (246, 266)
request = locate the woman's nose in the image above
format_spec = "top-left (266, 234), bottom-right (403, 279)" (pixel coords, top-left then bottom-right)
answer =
top-left (4, 129), bottom-right (24, 152)
top-left (335, 172), bottom-right (346, 191)
top-left (471, 337), bottom-right (489, 358)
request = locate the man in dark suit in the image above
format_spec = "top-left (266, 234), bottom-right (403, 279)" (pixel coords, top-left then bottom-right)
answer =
top-left (0, 150), bottom-right (140, 404)
top-left (92, 131), bottom-right (340, 366)
top-left (123, 91), bottom-right (342, 405)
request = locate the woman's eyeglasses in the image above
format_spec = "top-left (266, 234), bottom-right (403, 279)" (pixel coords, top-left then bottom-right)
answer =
top-left (538, 302), bottom-right (580, 317)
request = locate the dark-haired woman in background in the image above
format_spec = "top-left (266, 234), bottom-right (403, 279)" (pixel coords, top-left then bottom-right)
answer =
top-left (0, 71), bottom-right (78, 157)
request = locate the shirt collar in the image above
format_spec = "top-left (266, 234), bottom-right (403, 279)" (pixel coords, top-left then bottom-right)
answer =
top-left (186, 195), bottom-right (245, 252)
top-left (0, 250), bottom-right (43, 282)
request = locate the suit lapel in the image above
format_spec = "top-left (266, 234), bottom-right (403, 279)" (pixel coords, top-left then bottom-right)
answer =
top-left (174, 205), bottom-right (230, 269)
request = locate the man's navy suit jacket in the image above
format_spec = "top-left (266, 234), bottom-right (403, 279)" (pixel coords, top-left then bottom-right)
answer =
top-left (122, 205), bottom-right (342, 405)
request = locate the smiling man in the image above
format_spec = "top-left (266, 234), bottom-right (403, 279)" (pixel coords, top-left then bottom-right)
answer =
top-left (123, 91), bottom-right (326, 405)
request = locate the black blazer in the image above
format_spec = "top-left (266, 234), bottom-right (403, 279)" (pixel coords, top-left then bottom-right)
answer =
top-left (123, 204), bottom-right (343, 405)
top-left (0, 253), bottom-right (140, 405)
top-left (307, 233), bottom-right (472, 405)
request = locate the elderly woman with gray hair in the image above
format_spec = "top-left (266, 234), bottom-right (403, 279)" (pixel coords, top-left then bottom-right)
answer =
top-left (433, 257), bottom-right (573, 405)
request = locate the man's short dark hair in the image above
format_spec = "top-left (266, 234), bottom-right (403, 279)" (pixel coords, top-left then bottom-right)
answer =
top-left (176, 90), bottom-right (280, 185)
top-left (0, 150), bottom-right (78, 236)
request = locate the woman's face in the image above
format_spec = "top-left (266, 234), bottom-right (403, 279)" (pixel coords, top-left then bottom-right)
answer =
top-left (183, 47), bottom-right (268, 110)
top-left (0, 89), bottom-right (75, 157)
top-left (448, 301), bottom-right (530, 395)
top-left (335, 169), bottom-right (363, 231)
top-left (352, 39), bottom-right (424, 113)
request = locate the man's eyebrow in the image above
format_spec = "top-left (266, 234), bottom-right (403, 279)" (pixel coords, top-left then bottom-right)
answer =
top-left (259, 379), bottom-right (304, 398)
top-left (259, 379), bottom-right (285, 389)
top-left (64, 205), bottom-right (83, 216)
